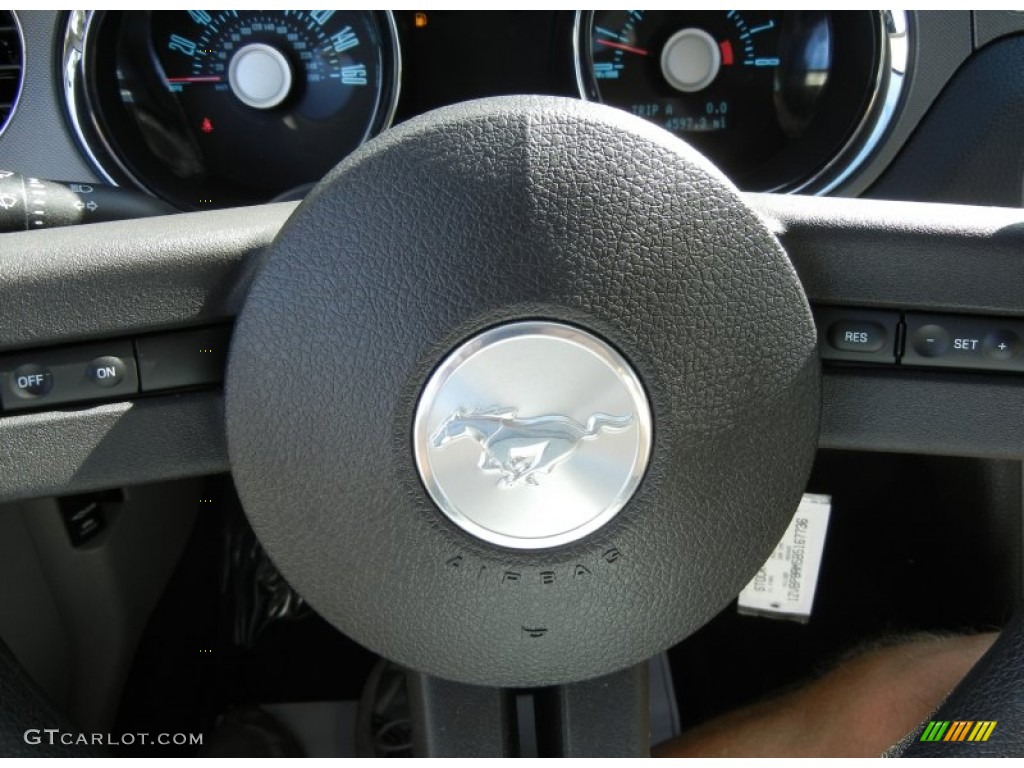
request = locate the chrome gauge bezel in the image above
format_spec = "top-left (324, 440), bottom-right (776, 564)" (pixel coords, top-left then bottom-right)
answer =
top-left (0, 11), bottom-right (27, 139)
top-left (573, 10), bottom-right (909, 195)
top-left (61, 10), bottom-right (402, 204)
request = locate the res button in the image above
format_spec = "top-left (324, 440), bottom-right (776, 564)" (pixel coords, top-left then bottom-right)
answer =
top-left (813, 308), bottom-right (899, 364)
top-left (827, 321), bottom-right (887, 353)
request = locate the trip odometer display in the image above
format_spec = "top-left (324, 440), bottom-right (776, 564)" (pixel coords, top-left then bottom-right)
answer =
top-left (71, 10), bottom-right (399, 209)
top-left (577, 10), bottom-right (891, 192)
top-left (590, 10), bottom-right (790, 136)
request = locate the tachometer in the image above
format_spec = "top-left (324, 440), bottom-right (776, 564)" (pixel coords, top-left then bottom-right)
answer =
top-left (577, 11), bottom-right (906, 193)
top-left (64, 10), bottom-right (400, 209)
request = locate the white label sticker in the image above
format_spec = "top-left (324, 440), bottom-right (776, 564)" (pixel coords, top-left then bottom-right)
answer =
top-left (737, 493), bottom-right (831, 623)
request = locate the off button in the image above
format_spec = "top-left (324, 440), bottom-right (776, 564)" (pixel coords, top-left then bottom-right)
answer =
top-left (87, 356), bottom-right (127, 388)
top-left (11, 364), bottom-right (53, 398)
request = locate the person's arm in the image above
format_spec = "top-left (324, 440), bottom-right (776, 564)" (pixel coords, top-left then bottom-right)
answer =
top-left (655, 632), bottom-right (997, 758)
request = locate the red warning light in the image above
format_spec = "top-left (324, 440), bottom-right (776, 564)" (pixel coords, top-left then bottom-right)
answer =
top-left (719, 40), bottom-right (734, 66)
top-left (200, 117), bottom-right (214, 134)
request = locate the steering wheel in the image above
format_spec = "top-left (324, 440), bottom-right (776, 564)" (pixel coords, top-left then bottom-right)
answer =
top-left (1, 97), bottom-right (1022, 757)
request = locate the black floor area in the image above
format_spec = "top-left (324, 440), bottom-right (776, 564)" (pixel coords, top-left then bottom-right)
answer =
top-left (667, 450), bottom-right (1021, 730)
top-left (112, 477), bottom-right (377, 756)
top-left (113, 452), bottom-right (1021, 754)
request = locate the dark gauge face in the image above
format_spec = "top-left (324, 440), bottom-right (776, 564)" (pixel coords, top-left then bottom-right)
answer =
top-left (578, 10), bottom-right (882, 192)
top-left (82, 10), bottom-right (398, 209)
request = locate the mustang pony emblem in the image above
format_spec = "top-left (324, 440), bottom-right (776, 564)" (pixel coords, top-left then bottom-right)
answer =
top-left (430, 408), bottom-right (633, 488)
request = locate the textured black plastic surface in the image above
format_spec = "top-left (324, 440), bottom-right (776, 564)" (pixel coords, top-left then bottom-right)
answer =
top-left (227, 96), bottom-right (820, 687)
top-left (408, 674), bottom-right (517, 757)
top-left (535, 663), bottom-right (649, 757)
top-left (0, 392), bottom-right (227, 502)
top-left (869, 36), bottom-right (1024, 208)
top-left (0, 11), bottom-right (99, 184)
top-left (0, 637), bottom-right (93, 757)
top-left (836, 11), bottom-right (973, 197)
top-left (819, 369), bottom-right (1024, 459)
top-left (751, 193), bottom-right (1024, 315)
top-left (974, 10), bottom-right (1024, 48)
top-left (0, 203), bottom-right (293, 353)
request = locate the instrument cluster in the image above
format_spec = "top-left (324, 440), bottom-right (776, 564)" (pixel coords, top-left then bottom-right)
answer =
top-left (63, 10), bottom-right (905, 210)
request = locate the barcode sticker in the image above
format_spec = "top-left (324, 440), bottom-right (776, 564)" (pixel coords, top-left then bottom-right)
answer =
top-left (737, 493), bottom-right (831, 623)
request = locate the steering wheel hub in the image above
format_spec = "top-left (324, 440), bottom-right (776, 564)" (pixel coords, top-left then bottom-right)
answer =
top-left (413, 320), bottom-right (652, 550)
top-left (226, 96), bottom-right (821, 687)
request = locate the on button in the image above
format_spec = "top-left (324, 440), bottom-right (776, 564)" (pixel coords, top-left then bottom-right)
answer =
top-left (87, 356), bottom-right (127, 388)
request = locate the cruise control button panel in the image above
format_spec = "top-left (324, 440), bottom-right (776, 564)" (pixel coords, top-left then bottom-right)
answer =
top-left (0, 324), bottom-right (232, 416)
top-left (0, 341), bottom-right (138, 412)
top-left (136, 325), bottom-right (231, 392)
top-left (815, 307), bottom-right (900, 364)
top-left (903, 314), bottom-right (1024, 372)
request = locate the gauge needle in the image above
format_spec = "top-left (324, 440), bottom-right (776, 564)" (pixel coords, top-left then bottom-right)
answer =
top-left (595, 39), bottom-right (650, 56)
top-left (166, 76), bottom-right (223, 84)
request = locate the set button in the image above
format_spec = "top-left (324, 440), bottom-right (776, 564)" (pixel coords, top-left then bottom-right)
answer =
top-left (903, 314), bottom-right (1023, 372)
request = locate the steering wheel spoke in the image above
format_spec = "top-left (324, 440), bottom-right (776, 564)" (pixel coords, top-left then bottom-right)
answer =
top-left (407, 673), bottom-right (518, 757)
top-left (533, 663), bottom-right (650, 757)
top-left (408, 663), bottom-right (650, 757)
top-left (0, 204), bottom-right (292, 501)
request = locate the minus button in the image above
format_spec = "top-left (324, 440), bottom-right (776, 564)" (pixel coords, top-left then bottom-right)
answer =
top-left (911, 324), bottom-right (950, 358)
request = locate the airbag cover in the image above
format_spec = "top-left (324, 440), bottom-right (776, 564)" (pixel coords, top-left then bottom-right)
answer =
top-left (226, 96), bottom-right (820, 686)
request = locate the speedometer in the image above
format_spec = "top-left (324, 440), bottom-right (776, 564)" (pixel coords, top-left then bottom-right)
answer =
top-left (64, 11), bottom-right (400, 210)
top-left (577, 10), bottom-right (907, 193)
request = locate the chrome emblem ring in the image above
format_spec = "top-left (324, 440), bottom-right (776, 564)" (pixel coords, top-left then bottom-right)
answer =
top-left (413, 321), bottom-right (652, 549)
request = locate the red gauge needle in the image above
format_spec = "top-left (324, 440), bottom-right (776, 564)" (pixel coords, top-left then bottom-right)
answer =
top-left (166, 76), bottom-right (223, 84)
top-left (595, 39), bottom-right (650, 56)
